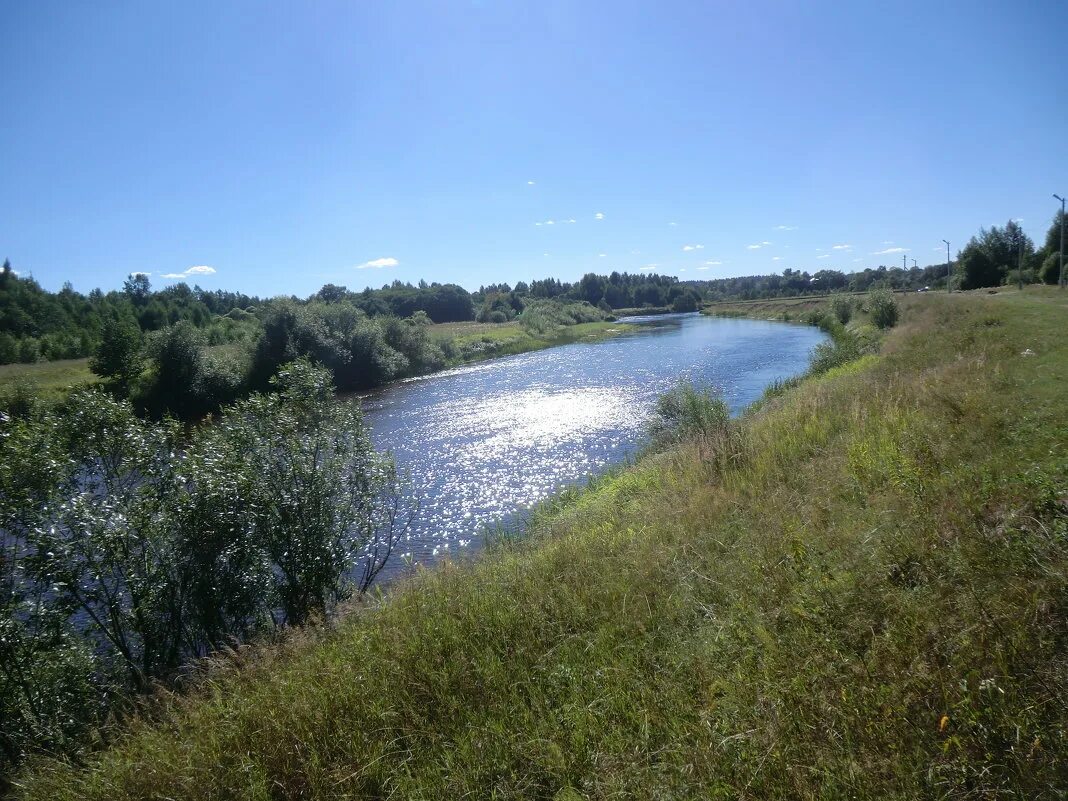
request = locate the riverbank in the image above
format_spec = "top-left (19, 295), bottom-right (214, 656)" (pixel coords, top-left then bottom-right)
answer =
top-left (433, 319), bottom-right (638, 362)
top-left (0, 319), bottom-right (638, 407)
top-left (14, 288), bottom-right (1067, 799)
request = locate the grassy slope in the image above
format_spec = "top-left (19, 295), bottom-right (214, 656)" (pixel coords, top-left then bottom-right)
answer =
top-left (15, 290), bottom-right (1068, 799)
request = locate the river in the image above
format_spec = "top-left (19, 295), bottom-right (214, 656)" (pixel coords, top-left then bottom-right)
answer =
top-left (360, 312), bottom-right (827, 576)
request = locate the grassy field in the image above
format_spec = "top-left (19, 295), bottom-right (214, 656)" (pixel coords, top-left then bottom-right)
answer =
top-left (0, 358), bottom-right (99, 401)
top-left (13, 288), bottom-right (1068, 799)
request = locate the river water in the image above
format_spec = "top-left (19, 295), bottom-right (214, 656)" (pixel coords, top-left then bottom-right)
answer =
top-left (359, 313), bottom-right (826, 574)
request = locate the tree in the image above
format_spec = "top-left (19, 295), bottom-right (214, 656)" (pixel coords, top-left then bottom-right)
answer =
top-left (89, 317), bottom-right (143, 385)
top-left (958, 246), bottom-right (1000, 290)
top-left (122, 273), bottom-right (152, 306)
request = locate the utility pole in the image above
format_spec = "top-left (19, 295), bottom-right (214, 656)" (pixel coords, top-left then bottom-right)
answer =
top-left (1055, 194), bottom-right (1066, 288)
top-left (943, 240), bottom-right (951, 292)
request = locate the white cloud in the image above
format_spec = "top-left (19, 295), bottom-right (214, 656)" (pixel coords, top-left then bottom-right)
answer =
top-left (832, 244), bottom-right (852, 250)
top-left (775, 225), bottom-right (799, 231)
top-left (160, 265), bottom-right (216, 280)
top-left (568, 218), bottom-right (576, 224)
top-left (762, 241), bottom-right (772, 246)
top-left (771, 256), bottom-right (783, 261)
top-left (1012, 217), bottom-right (1024, 222)
top-left (598, 253), bottom-right (607, 258)
top-left (535, 222), bottom-right (542, 226)
top-left (696, 266), bottom-right (709, 271)
top-left (871, 247), bottom-right (907, 255)
top-left (355, 257), bottom-right (399, 270)
top-left (853, 258), bottom-right (863, 263)
top-left (639, 263), bottom-right (658, 271)
top-left (668, 222), bottom-right (678, 226)
top-left (817, 254), bottom-right (831, 260)
top-left (682, 244), bottom-right (704, 252)
top-left (881, 240), bottom-right (894, 245)
top-left (678, 268), bottom-right (687, 273)
top-left (747, 244), bottom-right (763, 250)
top-left (527, 180), bottom-right (535, 185)
top-left (546, 220), bottom-right (555, 225)
top-left (543, 252), bottom-right (550, 257)
top-left (594, 212), bottom-right (605, 220)
top-left (705, 260), bottom-right (723, 265)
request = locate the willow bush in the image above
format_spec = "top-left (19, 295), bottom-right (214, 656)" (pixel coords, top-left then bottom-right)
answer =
top-left (0, 360), bottom-right (414, 784)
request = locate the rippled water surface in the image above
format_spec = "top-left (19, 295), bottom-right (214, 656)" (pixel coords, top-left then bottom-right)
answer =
top-left (359, 313), bottom-right (827, 574)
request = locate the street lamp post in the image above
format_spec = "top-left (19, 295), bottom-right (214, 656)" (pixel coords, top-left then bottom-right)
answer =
top-left (1055, 194), bottom-right (1066, 289)
top-left (943, 239), bottom-right (951, 292)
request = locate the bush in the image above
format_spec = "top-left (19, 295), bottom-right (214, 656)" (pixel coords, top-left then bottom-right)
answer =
top-left (1040, 252), bottom-right (1061, 285)
top-left (648, 380), bottom-right (730, 447)
top-left (89, 318), bottom-right (143, 385)
top-left (867, 288), bottom-right (899, 329)
top-left (829, 294), bottom-right (853, 324)
top-left (0, 362), bottom-right (415, 779)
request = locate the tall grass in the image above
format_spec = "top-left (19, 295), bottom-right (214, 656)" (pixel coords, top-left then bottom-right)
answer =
top-left (12, 289), bottom-right (1068, 800)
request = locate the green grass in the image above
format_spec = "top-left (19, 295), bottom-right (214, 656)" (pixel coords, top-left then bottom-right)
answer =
top-left (13, 288), bottom-right (1068, 799)
top-left (0, 358), bottom-right (99, 401)
top-left (434, 319), bottom-right (638, 362)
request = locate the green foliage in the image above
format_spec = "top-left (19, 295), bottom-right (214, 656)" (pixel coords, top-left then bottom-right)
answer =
top-left (1040, 251), bottom-right (1061, 285)
top-left (89, 317), bottom-right (142, 385)
top-left (517, 299), bottom-right (610, 336)
top-left (829, 293), bottom-right (853, 324)
top-left (867, 287), bottom-right (899, 329)
top-left (648, 380), bottom-right (730, 448)
top-left (0, 362), bottom-right (412, 782)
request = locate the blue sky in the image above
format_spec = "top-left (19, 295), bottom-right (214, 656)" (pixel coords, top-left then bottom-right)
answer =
top-left (2, 0), bottom-right (1066, 296)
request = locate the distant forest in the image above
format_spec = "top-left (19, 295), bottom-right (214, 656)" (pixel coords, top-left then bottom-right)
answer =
top-left (2, 211), bottom-right (1063, 371)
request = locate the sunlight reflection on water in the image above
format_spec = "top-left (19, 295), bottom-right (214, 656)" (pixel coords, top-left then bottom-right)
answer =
top-left (358, 313), bottom-right (827, 579)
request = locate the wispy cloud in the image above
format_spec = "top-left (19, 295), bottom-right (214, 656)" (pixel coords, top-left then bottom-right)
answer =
top-left (355, 257), bottom-right (399, 270)
top-left (772, 256), bottom-right (783, 261)
top-left (639, 263), bottom-right (658, 271)
top-left (678, 268), bottom-right (687, 273)
top-left (853, 258), bottom-right (863, 263)
top-left (832, 244), bottom-right (852, 250)
top-left (775, 225), bottom-right (799, 231)
top-left (567, 218), bottom-right (576, 224)
top-left (527, 180), bottom-right (535, 185)
top-left (668, 221), bottom-right (678, 226)
top-left (161, 265), bottom-right (215, 280)
top-left (696, 266), bottom-right (709, 271)
top-left (681, 244), bottom-right (704, 252)
top-left (705, 260), bottom-right (723, 265)
top-left (871, 247), bottom-right (907, 255)
top-left (747, 244), bottom-right (763, 250)
top-left (598, 253), bottom-right (607, 258)
top-left (881, 240), bottom-right (894, 245)
top-left (594, 212), bottom-right (605, 220)
top-left (817, 254), bottom-right (831, 260)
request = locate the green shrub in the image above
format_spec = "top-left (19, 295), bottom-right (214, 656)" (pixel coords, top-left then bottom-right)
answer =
top-left (1040, 252), bottom-right (1062, 285)
top-left (829, 293), bottom-right (853, 324)
top-left (649, 380), bottom-right (730, 447)
top-left (867, 288), bottom-right (899, 329)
